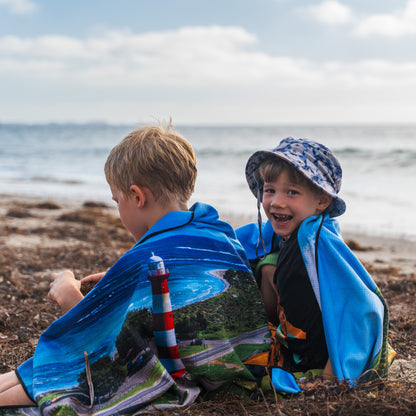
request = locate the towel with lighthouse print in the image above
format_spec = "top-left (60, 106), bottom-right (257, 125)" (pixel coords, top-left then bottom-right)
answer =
top-left (10, 203), bottom-right (269, 416)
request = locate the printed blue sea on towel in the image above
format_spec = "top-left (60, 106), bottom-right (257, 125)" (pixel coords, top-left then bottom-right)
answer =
top-left (6, 203), bottom-right (269, 415)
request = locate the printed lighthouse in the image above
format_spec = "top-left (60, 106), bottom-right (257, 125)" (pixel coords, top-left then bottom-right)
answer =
top-left (147, 253), bottom-right (186, 379)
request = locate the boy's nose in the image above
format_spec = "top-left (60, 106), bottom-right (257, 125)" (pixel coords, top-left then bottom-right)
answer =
top-left (270, 194), bottom-right (286, 208)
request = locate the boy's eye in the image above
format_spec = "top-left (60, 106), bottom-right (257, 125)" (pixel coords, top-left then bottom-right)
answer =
top-left (288, 189), bottom-right (298, 196)
top-left (263, 187), bottom-right (274, 194)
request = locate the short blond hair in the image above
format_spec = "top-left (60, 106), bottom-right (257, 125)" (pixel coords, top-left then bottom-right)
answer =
top-left (105, 123), bottom-right (197, 205)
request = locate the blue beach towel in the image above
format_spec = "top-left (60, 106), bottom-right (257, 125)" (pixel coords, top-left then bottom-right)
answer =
top-left (4, 203), bottom-right (269, 415)
top-left (236, 214), bottom-right (394, 393)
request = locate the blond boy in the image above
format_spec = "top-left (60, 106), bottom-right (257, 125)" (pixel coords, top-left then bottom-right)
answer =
top-left (0, 124), bottom-right (267, 413)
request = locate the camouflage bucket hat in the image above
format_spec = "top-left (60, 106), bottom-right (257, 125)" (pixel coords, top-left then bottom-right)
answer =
top-left (245, 137), bottom-right (346, 217)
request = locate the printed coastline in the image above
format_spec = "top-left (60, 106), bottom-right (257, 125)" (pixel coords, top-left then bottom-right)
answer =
top-left (207, 269), bottom-right (230, 291)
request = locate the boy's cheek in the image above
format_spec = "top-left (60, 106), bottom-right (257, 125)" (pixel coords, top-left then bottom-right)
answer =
top-left (262, 198), bottom-right (271, 210)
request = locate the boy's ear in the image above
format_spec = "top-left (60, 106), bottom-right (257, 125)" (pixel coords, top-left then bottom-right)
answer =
top-left (129, 185), bottom-right (147, 208)
top-left (318, 193), bottom-right (332, 211)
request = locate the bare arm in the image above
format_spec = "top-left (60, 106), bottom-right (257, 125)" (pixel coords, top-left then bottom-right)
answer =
top-left (260, 264), bottom-right (278, 326)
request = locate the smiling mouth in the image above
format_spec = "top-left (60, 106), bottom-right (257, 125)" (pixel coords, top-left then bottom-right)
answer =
top-left (272, 214), bottom-right (292, 223)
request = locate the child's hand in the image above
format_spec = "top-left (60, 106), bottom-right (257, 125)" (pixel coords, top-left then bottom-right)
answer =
top-left (80, 271), bottom-right (106, 295)
top-left (48, 270), bottom-right (84, 314)
top-left (81, 271), bottom-right (106, 284)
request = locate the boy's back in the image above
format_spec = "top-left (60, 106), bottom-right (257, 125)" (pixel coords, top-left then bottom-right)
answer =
top-left (4, 124), bottom-right (269, 415)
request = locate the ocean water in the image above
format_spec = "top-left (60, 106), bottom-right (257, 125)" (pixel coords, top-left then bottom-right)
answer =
top-left (0, 123), bottom-right (415, 240)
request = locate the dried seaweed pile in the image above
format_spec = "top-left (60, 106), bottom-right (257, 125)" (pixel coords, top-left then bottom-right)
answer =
top-left (0, 201), bottom-right (415, 415)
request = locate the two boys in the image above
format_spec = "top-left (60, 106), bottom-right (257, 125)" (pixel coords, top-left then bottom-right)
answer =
top-left (0, 128), bottom-right (394, 412)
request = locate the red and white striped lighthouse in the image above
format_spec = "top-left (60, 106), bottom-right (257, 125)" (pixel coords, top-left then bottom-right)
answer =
top-left (147, 253), bottom-right (185, 379)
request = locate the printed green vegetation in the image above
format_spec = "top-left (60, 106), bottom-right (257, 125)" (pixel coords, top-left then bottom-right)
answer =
top-left (149, 386), bottom-right (188, 406)
top-left (184, 351), bottom-right (255, 381)
top-left (78, 355), bottom-right (128, 399)
top-left (74, 312), bottom-right (156, 404)
top-left (38, 390), bottom-right (77, 407)
top-left (49, 405), bottom-right (78, 416)
top-left (95, 361), bottom-right (166, 411)
top-left (179, 344), bottom-right (212, 357)
top-left (41, 269), bottom-right (266, 409)
top-left (234, 343), bottom-right (270, 361)
top-left (173, 269), bottom-right (267, 340)
top-left (38, 393), bottom-right (61, 406)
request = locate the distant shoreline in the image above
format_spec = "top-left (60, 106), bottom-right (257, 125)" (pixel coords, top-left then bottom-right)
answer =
top-left (1, 193), bottom-right (415, 278)
top-left (2, 191), bottom-right (414, 239)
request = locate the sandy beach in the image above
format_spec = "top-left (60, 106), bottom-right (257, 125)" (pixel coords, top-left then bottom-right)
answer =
top-left (0, 194), bottom-right (415, 413)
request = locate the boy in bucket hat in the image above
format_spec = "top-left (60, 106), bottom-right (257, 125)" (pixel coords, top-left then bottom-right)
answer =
top-left (237, 138), bottom-right (395, 393)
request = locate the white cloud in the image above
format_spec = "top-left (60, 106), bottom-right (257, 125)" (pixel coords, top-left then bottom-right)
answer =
top-left (303, 0), bottom-right (416, 38)
top-left (1, 26), bottom-right (416, 123)
top-left (355, 0), bottom-right (416, 37)
top-left (302, 1), bottom-right (353, 25)
top-left (0, 0), bottom-right (37, 15)
top-left (322, 59), bottom-right (416, 87)
top-left (1, 26), bottom-right (415, 89)
top-left (0, 27), bottom-right (314, 87)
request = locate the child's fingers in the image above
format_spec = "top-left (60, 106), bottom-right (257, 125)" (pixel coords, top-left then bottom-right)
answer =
top-left (50, 270), bottom-right (75, 282)
top-left (47, 291), bottom-right (57, 303)
top-left (81, 272), bottom-right (106, 283)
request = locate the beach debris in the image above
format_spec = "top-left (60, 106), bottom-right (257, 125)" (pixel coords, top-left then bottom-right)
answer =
top-left (0, 198), bottom-right (415, 415)
top-left (58, 210), bottom-right (97, 225)
top-left (0, 307), bottom-right (10, 328)
top-left (80, 280), bottom-right (97, 296)
top-left (345, 239), bottom-right (373, 251)
top-left (297, 375), bottom-right (352, 397)
top-left (35, 201), bottom-right (62, 210)
top-left (5, 209), bottom-right (34, 219)
top-left (0, 334), bottom-right (18, 343)
top-left (83, 201), bottom-right (109, 208)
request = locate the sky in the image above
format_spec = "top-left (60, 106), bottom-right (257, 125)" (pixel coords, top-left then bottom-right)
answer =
top-left (1, 0), bottom-right (416, 125)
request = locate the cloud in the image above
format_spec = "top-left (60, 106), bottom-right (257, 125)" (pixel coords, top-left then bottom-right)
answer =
top-left (1, 26), bottom-right (416, 123)
top-left (0, 0), bottom-right (37, 15)
top-left (303, 0), bottom-right (416, 38)
top-left (0, 27), bottom-right (311, 87)
top-left (354, 0), bottom-right (416, 37)
top-left (301, 1), bottom-right (353, 25)
top-left (1, 26), bottom-right (415, 89)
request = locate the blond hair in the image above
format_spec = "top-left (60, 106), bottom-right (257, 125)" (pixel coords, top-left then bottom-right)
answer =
top-left (105, 123), bottom-right (197, 205)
